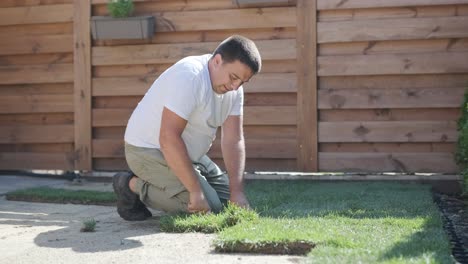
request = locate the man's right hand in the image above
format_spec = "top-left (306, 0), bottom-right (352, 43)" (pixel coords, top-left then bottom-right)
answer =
top-left (188, 191), bottom-right (211, 214)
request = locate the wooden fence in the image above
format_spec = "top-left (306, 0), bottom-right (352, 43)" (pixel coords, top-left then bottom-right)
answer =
top-left (0, 0), bottom-right (75, 170)
top-left (0, 0), bottom-right (467, 174)
top-left (316, 1), bottom-right (468, 173)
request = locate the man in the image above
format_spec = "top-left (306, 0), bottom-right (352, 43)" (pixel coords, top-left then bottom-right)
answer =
top-left (113, 35), bottom-right (262, 221)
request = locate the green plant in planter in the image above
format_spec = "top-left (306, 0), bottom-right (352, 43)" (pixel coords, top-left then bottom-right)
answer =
top-left (92, 0), bottom-right (154, 40)
top-left (455, 89), bottom-right (468, 194)
top-left (108, 0), bottom-right (134, 18)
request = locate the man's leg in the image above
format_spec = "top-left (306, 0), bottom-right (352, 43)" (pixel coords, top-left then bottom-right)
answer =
top-left (125, 143), bottom-right (226, 214)
top-left (195, 155), bottom-right (231, 207)
top-left (124, 143), bottom-right (188, 213)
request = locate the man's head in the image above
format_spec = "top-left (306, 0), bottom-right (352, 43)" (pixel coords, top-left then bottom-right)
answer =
top-left (209, 35), bottom-right (262, 95)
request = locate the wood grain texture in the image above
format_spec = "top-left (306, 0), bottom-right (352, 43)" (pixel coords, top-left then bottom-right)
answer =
top-left (318, 52), bottom-right (468, 76)
top-left (0, 53), bottom-right (74, 66)
top-left (0, 152), bottom-right (74, 170)
top-left (92, 158), bottom-right (128, 171)
top-left (93, 127), bottom-right (126, 139)
top-left (244, 158), bottom-right (297, 171)
top-left (296, 0), bottom-right (317, 171)
top-left (319, 108), bottom-right (461, 121)
top-left (74, 0), bottom-right (92, 170)
top-left (318, 6), bottom-right (466, 22)
top-left (0, 125), bottom-right (74, 143)
top-left (0, 94), bottom-right (73, 113)
top-left (319, 39), bottom-right (468, 56)
top-left (0, 0), bottom-right (73, 8)
top-left (0, 113), bottom-right (74, 125)
top-left (244, 93), bottom-right (296, 106)
top-left (0, 64), bottom-right (73, 84)
top-left (318, 17), bottom-right (468, 43)
top-left (0, 83), bottom-right (73, 96)
top-left (0, 143), bottom-right (74, 153)
top-left (319, 152), bottom-right (459, 173)
top-left (317, 0), bottom-right (468, 10)
top-left (92, 77), bottom-right (154, 96)
top-left (0, 4), bottom-right (73, 25)
top-left (0, 23), bottom-right (73, 38)
top-left (319, 121), bottom-right (457, 142)
top-left (152, 7), bottom-right (296, 32)
top-left (320, 142), bottom-right (456, 153)
top-left (92, 0), bottom-right (233, 12)
top-left (318, 87), bottom-right (466, 109)
top-left (0, 34), bottom-right (73, 55)
top-left (319, 74), bottom-right (468, 89)
top-left (244, 106), bottom-right (296, 125)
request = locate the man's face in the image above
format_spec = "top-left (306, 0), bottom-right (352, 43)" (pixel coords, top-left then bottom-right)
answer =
top-left (210, 54), bottom-right (254, 95)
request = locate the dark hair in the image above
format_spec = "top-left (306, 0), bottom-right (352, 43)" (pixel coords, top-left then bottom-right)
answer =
top-left (213, 35), bottom-right (262, 74)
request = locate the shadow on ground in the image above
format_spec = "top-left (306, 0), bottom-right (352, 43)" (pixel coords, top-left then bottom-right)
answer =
top-left (0, 198), bottom-right (161, 253)
top-left (378, 217), bottom-right (452, 263)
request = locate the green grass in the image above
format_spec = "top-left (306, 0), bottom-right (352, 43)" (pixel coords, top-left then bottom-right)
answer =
top-left (165, 181), bottom-right (453, 263)
top-left (160, 203), bottom-right (258, 233)
top-left (81, 218), bottom-right (97, 232)
top-left (6, 181), bottom-right (453, 262)
top-left (6, 187), bottom-right (116, 205)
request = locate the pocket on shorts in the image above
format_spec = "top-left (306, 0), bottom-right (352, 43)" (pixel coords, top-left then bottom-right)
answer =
top-left (165, 184), bottom-right (187, 198)
top-left (136, 158), bottom-right (187, 198)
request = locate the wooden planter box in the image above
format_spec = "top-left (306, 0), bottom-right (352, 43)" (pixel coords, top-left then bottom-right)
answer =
top-left (91, 15), bottom-right (155, 40)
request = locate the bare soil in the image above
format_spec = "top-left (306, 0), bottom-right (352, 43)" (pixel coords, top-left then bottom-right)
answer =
top-left (215, 241), bottom-right (316, 255)
top-left (433, 192), bottom-right (468, 264)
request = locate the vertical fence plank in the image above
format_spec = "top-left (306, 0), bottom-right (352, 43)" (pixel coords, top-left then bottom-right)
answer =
top-left (73, 0), bottom-right (92, 170)
top-left (297, 0), bottom-right (318, 171)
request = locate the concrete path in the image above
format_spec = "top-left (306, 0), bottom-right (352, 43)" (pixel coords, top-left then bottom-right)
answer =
top-left (0, 175), bottom-right (304, 264)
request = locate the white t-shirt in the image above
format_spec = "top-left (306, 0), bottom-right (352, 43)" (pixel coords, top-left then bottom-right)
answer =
top-left (124, 54), bottom-right (244, 162)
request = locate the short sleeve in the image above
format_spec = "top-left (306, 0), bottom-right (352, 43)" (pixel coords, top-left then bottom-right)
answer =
top-left (229, 86), bottom-right (244, 116)
top-left (163, 71), bottom-right (199, 120)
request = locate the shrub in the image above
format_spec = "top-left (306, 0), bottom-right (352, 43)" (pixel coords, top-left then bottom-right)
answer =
top-left (457, 123), bottom-right (468, 165)
top-left (455, 90), bottom-right (468, 194)
top-left (108, 0), bottom-right (134, 18)
top-left (458, 91), bottom-right (468, 131)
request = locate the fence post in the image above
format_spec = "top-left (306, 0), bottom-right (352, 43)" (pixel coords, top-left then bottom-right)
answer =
top-left (297, 0), bottom-right (318, 171)
top-left (73, 0), bottom-right (92, 170)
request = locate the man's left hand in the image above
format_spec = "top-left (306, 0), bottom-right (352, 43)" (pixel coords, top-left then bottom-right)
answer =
top-left (229, 191), bottom-right (250, 209)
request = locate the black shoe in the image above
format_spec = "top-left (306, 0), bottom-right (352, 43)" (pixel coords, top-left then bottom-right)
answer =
top-left (136, 198), bottom-right (153, 218)
top-left (112, 171), bottom-right (151, 221)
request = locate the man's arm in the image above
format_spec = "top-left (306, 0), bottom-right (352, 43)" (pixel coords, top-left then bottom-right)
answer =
top-left (159, 107), bottom-right (210, 213)
top-left (221, 115), bottom-right (249, 207)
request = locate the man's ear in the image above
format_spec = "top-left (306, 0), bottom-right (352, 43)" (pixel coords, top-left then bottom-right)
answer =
top-left (214, 54), bottom-right (223, 67)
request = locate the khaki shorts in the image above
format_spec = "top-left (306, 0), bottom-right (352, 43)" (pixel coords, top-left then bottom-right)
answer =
top-left (124, 142), bottom-right (230, 213)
